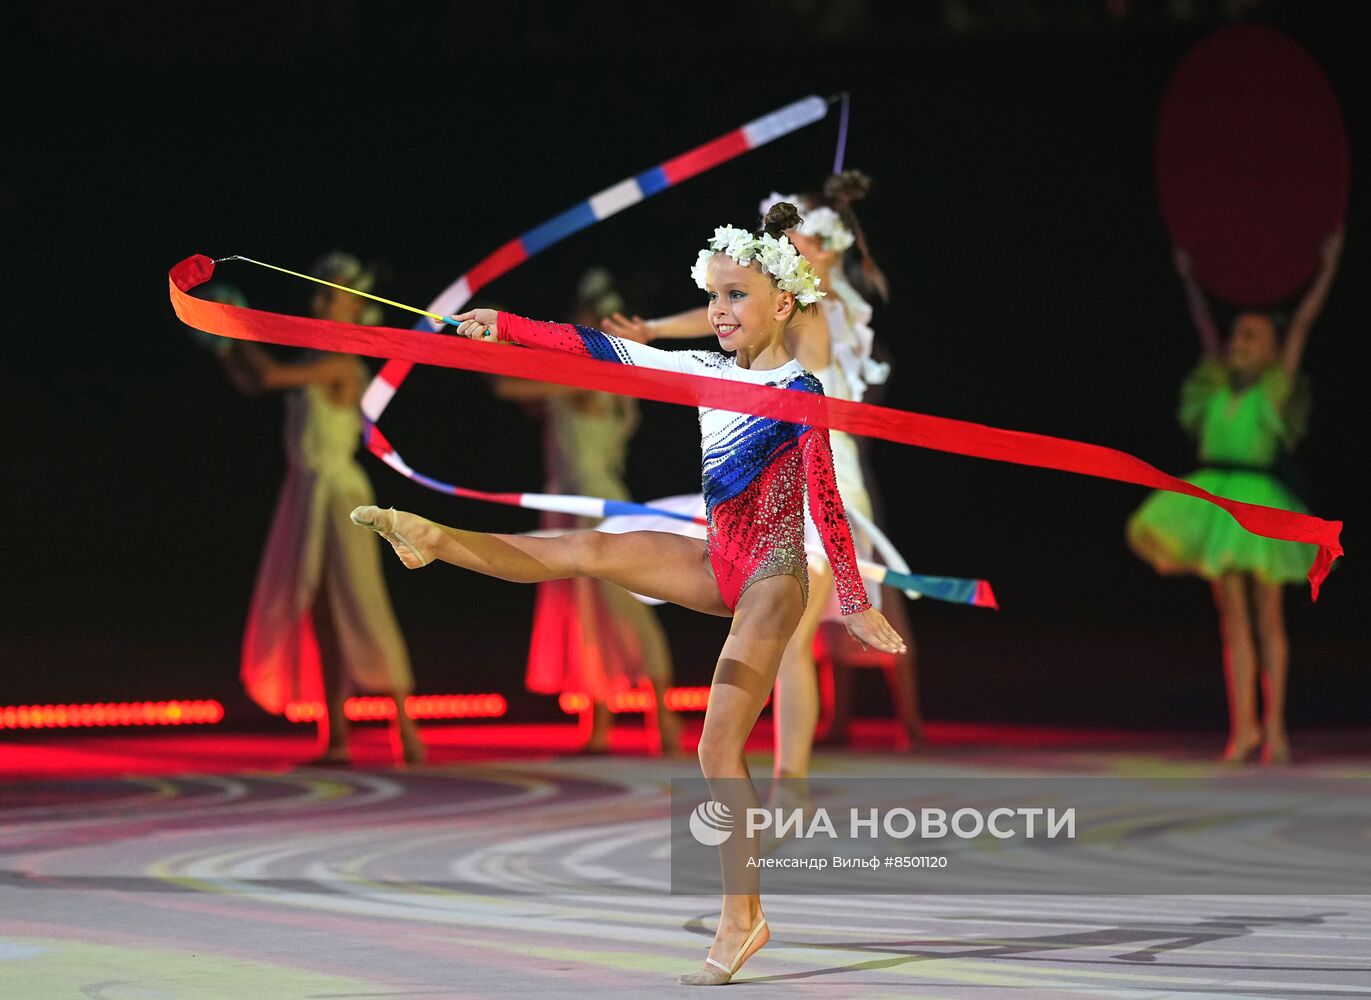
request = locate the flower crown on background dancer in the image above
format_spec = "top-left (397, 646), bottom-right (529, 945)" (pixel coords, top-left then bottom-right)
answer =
top-left (761, 170), bottom-right (889, 304)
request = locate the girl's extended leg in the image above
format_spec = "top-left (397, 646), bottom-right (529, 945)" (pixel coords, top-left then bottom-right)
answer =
top-left (1213, 573), bottom-right (1262, 762)
top-left (352, 506), bottom-right (728, 616)
top-left (1252, 580), bottom-right (1290, 764)
top-left (683, 575), bottom-right (805, 985)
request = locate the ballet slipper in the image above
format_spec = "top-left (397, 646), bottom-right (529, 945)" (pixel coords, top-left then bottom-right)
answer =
top-left (1219, 731), bottom-right (1262, 765)
top-left (679, 916), bottom-right (769, 986)
top-left (1261, 735), bottom-right (1291, 766)
top-left (350, 506), bottom-right (431, 569)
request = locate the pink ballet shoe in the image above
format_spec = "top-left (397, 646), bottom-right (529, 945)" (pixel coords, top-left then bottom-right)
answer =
top-left (350, 506), bottom-right (431, 568)
top-left (1261, 736), bottom-right (1291, 766)
top-left (679, 916), bottom-right (769, 986)
top-left (1219, 731), bottom-right (1263, 765)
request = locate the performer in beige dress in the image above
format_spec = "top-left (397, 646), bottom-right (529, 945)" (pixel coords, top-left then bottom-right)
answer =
top-left (494, 269), bottom-right (681, 755)
top-left (212, 255), bottom-right (423, 765)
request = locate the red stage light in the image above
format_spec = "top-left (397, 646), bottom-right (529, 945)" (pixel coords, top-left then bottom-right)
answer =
top-left (280, 693), bottom-right (509, 723)
top-left (0, 700), bottom-right (227, 730)
top-left (555, 686), bottom-right (719, 715)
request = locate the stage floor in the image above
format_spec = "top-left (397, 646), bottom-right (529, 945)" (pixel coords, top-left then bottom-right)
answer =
top-left (3, 723), bottom-right (1370, 998)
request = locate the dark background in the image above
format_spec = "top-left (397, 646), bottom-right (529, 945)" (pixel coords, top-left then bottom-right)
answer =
top-left (3, 1), bottom-right (1366, 731)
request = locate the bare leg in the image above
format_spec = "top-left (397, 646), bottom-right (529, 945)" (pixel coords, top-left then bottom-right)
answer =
top-left (312, 576), bottom-right (351, 763)
top-left (352, 507), bottom-right (728, 615)
top-left (684, 575), bottom-right (804, 985)
top-left (389, 691), bottom-right (425, 765)
top-left (877, 586), bottom-right (923, 746)
top-left (1252, 580), bottom-right (1290, 764)
top-left (1213, 573), bottom-right (1262, 762)
top-left (772, 563), bottom-right (832, 780)
top-left (584, 700), bottom-right (612, 753)
top-left (599, 586), bottom-right (683, 756)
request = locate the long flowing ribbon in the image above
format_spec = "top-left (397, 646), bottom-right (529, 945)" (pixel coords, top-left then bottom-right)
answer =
top-left (197, 255), bottom-right (982, 602)
top-left (169, 254), bottom-right (1343, 598)
top-left (359, 96), bottom-right (832, 479)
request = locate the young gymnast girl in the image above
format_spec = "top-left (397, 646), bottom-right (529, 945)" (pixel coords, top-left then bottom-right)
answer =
top-left (603, 172), bottom-right (921, 780)
top-left (352, 202), bottom-right (905, 984)
top-left (1128, 229), bottom-right (1343, 764)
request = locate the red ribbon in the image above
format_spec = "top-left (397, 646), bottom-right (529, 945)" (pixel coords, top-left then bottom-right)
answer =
top-left (170, 254), bottom-right (1342, 597)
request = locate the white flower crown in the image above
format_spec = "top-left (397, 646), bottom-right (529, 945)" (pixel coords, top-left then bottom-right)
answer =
top-left (759, 192), bottom-right (856, 253)
top-left (690, 224), bottom-right (825, 307)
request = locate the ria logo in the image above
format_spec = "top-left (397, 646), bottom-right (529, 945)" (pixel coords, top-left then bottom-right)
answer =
top-left (689, 800), bottom-right (735, 846)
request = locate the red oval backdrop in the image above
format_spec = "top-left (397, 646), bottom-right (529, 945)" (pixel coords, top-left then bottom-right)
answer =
top-left (1155, 24), bottom-right (1349, 306)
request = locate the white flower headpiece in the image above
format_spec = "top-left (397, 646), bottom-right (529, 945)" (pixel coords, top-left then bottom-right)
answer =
top-left (759, 192), bottom-right (856, 253)
top-left (690, 224), bottom-right (825, 307)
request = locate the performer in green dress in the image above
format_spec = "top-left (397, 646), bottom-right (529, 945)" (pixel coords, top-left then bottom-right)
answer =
top-left (1128, 230), bottom-right (1343, 764)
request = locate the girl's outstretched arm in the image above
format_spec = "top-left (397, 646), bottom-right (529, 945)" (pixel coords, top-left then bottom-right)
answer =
top-left (1281, 227), bottom-right (1344, 377)
top-left (447, 308), bottom-right (699, 375)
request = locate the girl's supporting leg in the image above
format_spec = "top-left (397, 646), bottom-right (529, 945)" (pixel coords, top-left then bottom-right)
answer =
top-left (1212, 573), bottom-right (1262, 762)
top-left (685, 574), bottom-right (805, 985)
top-left (1252, 580), bottom-right (1290, 764)
top-left (772, 562), bottom-right (833, 780)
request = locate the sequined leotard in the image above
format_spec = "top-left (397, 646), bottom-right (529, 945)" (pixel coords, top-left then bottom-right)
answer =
top-left (495, 313), bottom-right (871, 616)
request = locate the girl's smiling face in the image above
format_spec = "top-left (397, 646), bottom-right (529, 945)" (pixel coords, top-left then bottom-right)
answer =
top-left (705, 253), bottom-right (795, 354)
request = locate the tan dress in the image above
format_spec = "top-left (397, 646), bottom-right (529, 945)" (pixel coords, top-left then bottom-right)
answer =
top-left (525, 392), bottom-right (654, 700)
top-left (240, 371), bottom-right (412, 713)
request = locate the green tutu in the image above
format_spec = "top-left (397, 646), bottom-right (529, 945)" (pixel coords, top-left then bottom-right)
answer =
top-left (1128, 469), bottom-right (1316, 584)
top-left (1127, 360), bottom-right (1317, 585)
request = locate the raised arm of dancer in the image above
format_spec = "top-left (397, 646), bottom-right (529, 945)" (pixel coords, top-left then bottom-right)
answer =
top-left (602, 307), bottom-right (711, 343)
top-left (1173, 248), bottom-right (1222, 359)
top-left (1281, 227), bottom-right (1345, 378)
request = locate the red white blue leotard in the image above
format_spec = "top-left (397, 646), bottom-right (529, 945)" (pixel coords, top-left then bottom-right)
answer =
top-left (496, 313), bottom-right (871, 616)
